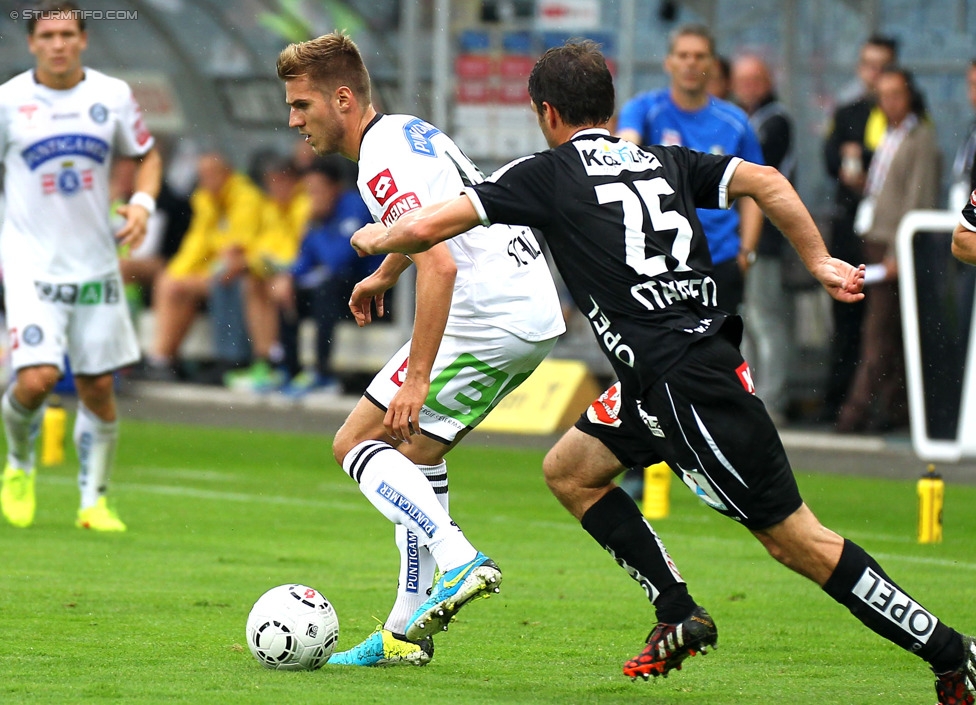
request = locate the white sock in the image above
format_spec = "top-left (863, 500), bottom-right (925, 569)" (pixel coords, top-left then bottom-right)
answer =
top-left (342, 442), bottom-right (475, 573)
top-left (385, 461), bottom-right (449, 634)
top-left (74, 404), bottom-right (119, 509)
top-left (2, 386), bottom-right (42, 472)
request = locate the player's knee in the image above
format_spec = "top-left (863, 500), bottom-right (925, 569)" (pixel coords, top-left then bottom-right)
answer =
top-left (15, 366), bottom-right (60, 404)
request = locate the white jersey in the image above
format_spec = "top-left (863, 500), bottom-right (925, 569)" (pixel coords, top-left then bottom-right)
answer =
top-left (0, 68), bottom-right (154, 282)
top-left (358, 114), bottom-right (564, 342)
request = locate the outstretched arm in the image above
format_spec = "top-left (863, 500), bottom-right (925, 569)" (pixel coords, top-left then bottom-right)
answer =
top-left (728, 161), bottom-right (865, 303)
top-left (351, 195), bottom-right (482, 256)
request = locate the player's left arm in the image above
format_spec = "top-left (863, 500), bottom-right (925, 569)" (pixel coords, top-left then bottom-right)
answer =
top-left (385, 243), bottom-right (457, 443)
top-left (351, 194), bottom-right (481, 255)
top-left (115, 146), bottom-right (162, 249)
top-left (728, 160), bottom-right (865, 303)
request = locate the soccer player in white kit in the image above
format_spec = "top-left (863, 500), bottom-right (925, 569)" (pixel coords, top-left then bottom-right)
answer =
top-left (0, 3), bottom-right (161, 531)
top-left (277, 32), bottom-right (565, 666)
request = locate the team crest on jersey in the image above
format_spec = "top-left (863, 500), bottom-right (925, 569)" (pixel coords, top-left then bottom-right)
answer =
top-left (391, 357), bottom-right (409, 387)
top-left (367, 169), bottom-right (398, 206)
top-left (18, 104), bottom-right (38, 121)
top-left (736, 361), bottom-right (755, 394)
top-left (89, 103), bottom-right (108, 124)
top-left (22, 325), bottom-right (44, 347)
top-left (586, 382), bottom-right (622, 427)
top-left (970, 189), bottom-right (976, 208)
top-left (402, 118), bottom-right (440, 157)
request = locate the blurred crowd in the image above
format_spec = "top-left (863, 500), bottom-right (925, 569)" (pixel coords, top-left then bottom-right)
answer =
top-left (120, 137), bottom-right (380, 397)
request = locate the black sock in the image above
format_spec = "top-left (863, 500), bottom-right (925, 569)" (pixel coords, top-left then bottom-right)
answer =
top-left (822, 538), bottom-right (964, 673)
top-left (581, 487), bottom-right (695, 623)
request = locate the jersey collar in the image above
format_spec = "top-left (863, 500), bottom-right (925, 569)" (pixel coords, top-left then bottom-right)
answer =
top-left (361, 112), bottom-right (384, 142)
top-left (570, 127), bottom-right (611, 140)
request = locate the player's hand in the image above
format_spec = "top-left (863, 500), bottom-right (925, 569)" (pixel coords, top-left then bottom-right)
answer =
top-left (385, 378), bottom-right (428, 443)
top-left (351, 223), bottom-right (388, 256)
top-left (348, 270), bottom-right (394, 326)
top-left (815, 258), bottom-right (865, 303)
top-left (114, 203), bottom-right (150, 251)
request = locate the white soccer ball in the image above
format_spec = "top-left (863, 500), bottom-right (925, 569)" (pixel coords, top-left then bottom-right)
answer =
top-left (245, 584), bottom-right (339, 670)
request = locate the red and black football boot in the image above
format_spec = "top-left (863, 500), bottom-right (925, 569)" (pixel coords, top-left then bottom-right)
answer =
top-left (623, 605), bottom-right (718, 681)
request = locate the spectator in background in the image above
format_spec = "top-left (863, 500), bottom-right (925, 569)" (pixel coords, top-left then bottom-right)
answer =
top-left (835, 66), bottom-right (940, 434)
top-left (731, 54), bottom-right (796, 426)
top-left (143, 152), bottom-right (262, 381)
top-left (616, 23), bottom-right (763, 316)
top-left (707, 54), bottom-right (731, 99)
top-left (269, 157), bottom-right (373, 397)
top-left (820, 35), bottom-right (897, 423)
top-left (949, 59), bottom-right (976, 210)
top-left (224, 157), bottom-right (311, 392)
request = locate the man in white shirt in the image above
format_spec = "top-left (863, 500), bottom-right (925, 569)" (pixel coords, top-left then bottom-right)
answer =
top-left (277, 31), bottom-right (565, 666)
top-left (0, 2), bottom-right (161, 531)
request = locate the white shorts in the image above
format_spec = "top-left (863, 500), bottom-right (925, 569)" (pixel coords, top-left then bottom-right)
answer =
top-left (365, 327), bottom-right (558, 444)
top-left (4, 270), bottom-right (140, 375)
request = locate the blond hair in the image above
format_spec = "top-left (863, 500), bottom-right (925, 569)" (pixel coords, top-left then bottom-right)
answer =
top-left (276, 31), bottom-right (371, 104)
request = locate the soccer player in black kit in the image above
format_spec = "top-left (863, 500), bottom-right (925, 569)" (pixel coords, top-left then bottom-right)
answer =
top-left (352, 40), bottom-right (976, 704)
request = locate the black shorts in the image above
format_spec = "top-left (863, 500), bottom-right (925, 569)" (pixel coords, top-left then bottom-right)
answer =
top-left (575, 334), bottom-right (802, 531)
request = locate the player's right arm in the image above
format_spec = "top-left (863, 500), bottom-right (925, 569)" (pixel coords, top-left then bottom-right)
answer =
top-left (727, 160), bottom-right (865, 302)
top-left (351, 195), bottom-right (481, 255)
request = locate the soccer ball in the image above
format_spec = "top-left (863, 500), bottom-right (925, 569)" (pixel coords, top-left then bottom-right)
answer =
top-left (245, 584), bottom-right (339, 670)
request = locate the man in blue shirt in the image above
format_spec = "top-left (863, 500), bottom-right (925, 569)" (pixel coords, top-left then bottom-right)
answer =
top-left (617, 23), bottom-right (764, 316)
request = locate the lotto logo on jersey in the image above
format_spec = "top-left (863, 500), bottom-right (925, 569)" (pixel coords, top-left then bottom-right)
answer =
top-left (381, 192), bottom-right (422, 226)
top-left (736, 361), bottom-right (755, 394)
top-left (367, 169), bottom-right (398, 205)
top-left (970, 189), bottom-right (976, 208)
top-left (586, 382), bottom-right (622, 427)
top-left (391, 357), bottom-right (409, 387)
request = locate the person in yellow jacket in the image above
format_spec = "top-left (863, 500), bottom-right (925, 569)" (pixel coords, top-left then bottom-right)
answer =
top-left (142, 152), bottom-right (263, 379)
top-left (225, 157), bottom-right (311, 391)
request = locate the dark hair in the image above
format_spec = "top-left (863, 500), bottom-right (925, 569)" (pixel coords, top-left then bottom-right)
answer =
top-left (878, 64), bottom-right (927, 118)
top-left (668, 23), bottom-right (716, 56)
top-left (26, 1), bottom-right (85, 35)
top-left (865, 34), bottom-right (899, 59)
top-left (527, 39), bottom-right (614, 128)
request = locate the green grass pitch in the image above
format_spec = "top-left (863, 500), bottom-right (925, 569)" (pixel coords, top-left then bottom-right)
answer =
top-left (1, 417), bottom-right (973, 704)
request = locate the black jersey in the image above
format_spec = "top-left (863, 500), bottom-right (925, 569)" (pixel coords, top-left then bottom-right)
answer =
top-left (465, 128), bottom-right (740, 393)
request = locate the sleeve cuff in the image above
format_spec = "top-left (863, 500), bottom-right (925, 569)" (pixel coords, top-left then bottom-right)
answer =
top-left (718, 157), bottom-right (744, 210)
top-left (463, 187), bottom-right (491, 227)
top-left (958, 213), bottom-right (976, 233)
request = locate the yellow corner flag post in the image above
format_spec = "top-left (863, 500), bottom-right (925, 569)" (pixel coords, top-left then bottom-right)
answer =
top-left (642, 462), bottom-right (671, 519)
